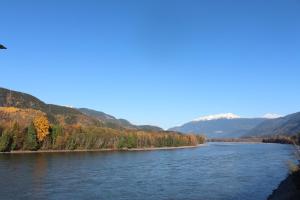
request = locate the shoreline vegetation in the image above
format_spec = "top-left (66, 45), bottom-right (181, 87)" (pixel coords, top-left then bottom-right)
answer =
top-left (208, 137), bottom-right (264, 143)
top-left (0, 109), bottom-right (206, 152)
top-left (0, 144), bottom-right (205, 154)
top-left (208, 135), bottom-right (300, 145)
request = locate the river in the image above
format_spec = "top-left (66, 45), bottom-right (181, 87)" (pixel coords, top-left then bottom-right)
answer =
top-left (0, 142), bottom-right (297, 200)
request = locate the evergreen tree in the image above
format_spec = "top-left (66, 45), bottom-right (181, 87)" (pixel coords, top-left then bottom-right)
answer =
top-left (11, 122), bottom-right (24, 150)
top-left (0, 130), bottom-right (12, 152)
top-left (127, 134), bottom-right (137, 148)
top-left (117, 136), bottom-right (126, 149)
top-left (23, 122), bottom-right (38, 150)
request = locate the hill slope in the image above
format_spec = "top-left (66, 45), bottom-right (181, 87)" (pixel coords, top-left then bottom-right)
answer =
top-left (0, 87), bottom-right (163, 131)
top-left (0, 107), bottom-right (46, 127)
top-left (0, 87), bottom-right (99, 126)
top-left (78, 108), bottom-right (163, 131)
top-left (246, 112), bottom-right (300, 136)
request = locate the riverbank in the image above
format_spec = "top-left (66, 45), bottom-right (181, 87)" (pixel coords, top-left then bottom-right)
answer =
top-left (208, 138), bottom-right (263, 143)
top-left (267, 144), bottom-right (300, 200)
top-left (267, 168), bottom-right (300, 200)
top-left (0, 144), bottom-right (205, 154)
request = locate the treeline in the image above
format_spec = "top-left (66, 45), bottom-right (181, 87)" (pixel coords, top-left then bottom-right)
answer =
top-left (208, 137), bottom-right (263, 143)
top-left (262, 134), bottom-right (300, 145)
top-left (207, 134), bottom-right (300, 145)
top-left (0, 118), bottom-right (205, 152)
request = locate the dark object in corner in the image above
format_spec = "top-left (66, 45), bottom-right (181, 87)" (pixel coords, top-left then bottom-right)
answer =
top-left (268, 169), bottom-right (300, 200)
top-left (0, 44), bottom-right (7, 49)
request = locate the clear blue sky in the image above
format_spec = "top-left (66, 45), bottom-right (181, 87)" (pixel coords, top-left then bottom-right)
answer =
top-left (1, 0), bottom-right (300, 129)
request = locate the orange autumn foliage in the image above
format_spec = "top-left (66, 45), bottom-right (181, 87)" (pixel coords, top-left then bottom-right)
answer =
top-left (0, 107), bottom-right (20, 113)
top-left (33, 116), bottom-right (50, 141)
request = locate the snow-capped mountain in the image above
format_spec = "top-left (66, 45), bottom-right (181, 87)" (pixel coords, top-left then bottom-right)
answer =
top-left (193, 113), bottom-right (241, 121)
top-left (262, 113), bottom-right (282, 119)
top-left (169, 113), bottom-right (266, 138)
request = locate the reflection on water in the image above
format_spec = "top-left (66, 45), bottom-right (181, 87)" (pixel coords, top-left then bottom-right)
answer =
top-left (32, 154), bottom-right (47, 197)
top-left (0, 143), bottom-right (296, 200)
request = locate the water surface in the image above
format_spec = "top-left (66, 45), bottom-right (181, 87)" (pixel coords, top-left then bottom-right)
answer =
top-left (0, 143), bottom-right (296, 200)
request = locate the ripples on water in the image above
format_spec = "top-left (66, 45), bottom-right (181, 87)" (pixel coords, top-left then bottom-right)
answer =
top-left (0, 143), bottom-right (296, 200)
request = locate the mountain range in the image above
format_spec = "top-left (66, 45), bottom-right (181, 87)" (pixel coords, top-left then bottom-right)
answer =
top-left (1, 87), bottom-right (300, 138)
top-left (169, 113), bottom-right (300, 138)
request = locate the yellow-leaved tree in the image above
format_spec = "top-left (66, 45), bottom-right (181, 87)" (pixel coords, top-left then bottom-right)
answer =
top-left (33, 116), bottom-right (50, 141)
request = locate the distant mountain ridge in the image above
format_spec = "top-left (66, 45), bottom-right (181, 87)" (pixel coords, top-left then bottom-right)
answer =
top-left (78, 108), bottom-right (163, 131)
top-left (170, 112), bottom-right (300, 138)
top-left (245, 112), bottom-right (300, 137)
top-left (169, 117), bottom-right (266, 138)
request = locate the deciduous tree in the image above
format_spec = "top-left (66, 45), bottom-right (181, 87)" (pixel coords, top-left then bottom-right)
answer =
top-left (33, 116), bottom-right (50, 141)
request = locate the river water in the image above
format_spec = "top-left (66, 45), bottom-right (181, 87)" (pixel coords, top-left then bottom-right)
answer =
top-left (0, 142), bottom-right (297, 200)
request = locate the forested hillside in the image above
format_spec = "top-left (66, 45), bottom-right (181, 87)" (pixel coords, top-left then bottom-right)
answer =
top-left (0, 87), bottom-right (163, 131)
top-left (0, 87), bottom-right (205, 152)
